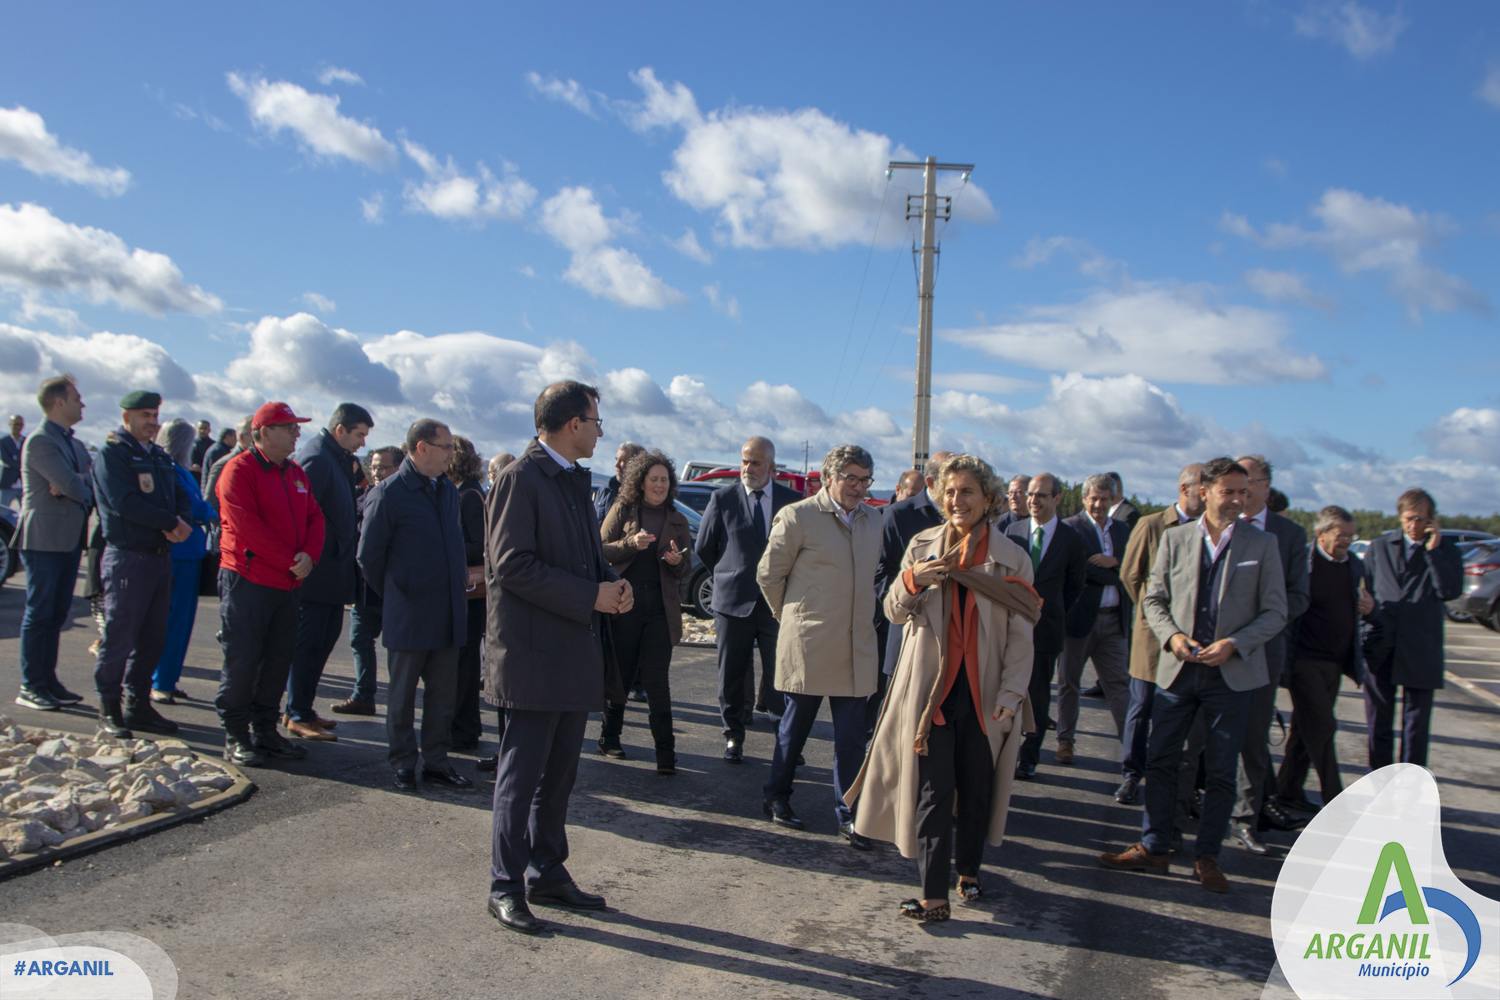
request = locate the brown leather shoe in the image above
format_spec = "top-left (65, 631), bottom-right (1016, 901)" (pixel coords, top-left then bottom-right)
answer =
top-left (284, 718), bottom-right (337, 741)
top-left (1098, 842), bottom-right (1169, 873)
top-left (330, 698), bottom-right (377, 716)
top-left (310, 713), bottom-right (337, 730)
top-left (1194, 856), bottom-right (1230, 893)
top-left (1056, 740), bottom-right (1074, 765)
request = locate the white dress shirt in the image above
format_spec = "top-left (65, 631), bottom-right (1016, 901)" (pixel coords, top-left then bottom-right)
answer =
top-left (743, 481), bottom-right (772, 533)
top-left (1029, 515), bottom-right (1058, 561)
top-left (1200, 516), bottom-right (1236, 563)
top-left (1090, 514), bottom-right (1119, 608)
top-left (538, 437), bottom-right (577, 471)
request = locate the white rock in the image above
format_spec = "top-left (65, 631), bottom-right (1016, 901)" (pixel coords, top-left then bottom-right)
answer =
top-left (169, 780), bottom-right (202, 806)
top-left (121, 775), bottom-right (177, 808)
top-left (8, 783), bottom-right (63, 804)
top-left (35, 737), bottom-right (74, 758)
top-left (74, 784), bottom-right (114, 812)
top-left (16, 755), bottom-right (67, 777)
top-left (0, 819), bottom-right (53, 854)
top-left (130, 745), bottom-right (161, 764)
top-left (66, 759), bottom-right (110, 781)
top-left (0, 779), bottom-right (21, 799)
top-left (82, 806), bottom-right (118, 832)
top-left (188, 772), bottom-right (234, 792)
top-left (13, 797), bottom-right (80, 833)
top-left (115, 801), bottom-right (152, 823)
top-left (86, 753), bottom-right (130, 771)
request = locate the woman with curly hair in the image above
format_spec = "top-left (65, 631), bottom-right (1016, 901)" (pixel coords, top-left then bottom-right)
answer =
top-left (448, 435), bottom-right (488, 752)
top-left (597, 449), bottom-right (693, 773)
top-left (845, 454), bottom-right (1040, 922)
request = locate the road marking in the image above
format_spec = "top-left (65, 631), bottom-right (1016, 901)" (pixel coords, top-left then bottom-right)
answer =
top-left (1447, 672), bottom-right (1500, 710)
top-left (1445, 657), bottom-right (1500, 667)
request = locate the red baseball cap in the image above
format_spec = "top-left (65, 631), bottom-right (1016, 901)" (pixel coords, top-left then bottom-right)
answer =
top-left (252, 401), bottom-right (312, 429)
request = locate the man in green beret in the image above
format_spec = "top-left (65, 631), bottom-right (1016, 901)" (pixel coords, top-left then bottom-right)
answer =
top-left (91, 389), bottom-right (194, 737)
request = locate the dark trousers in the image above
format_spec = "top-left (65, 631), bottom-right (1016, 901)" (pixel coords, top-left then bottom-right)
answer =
top-left (1232, 680), bottom-right (1280, 825)
top-left (1363, 656), bottom-right (1435, 768)
top-left (1017, 648), bottom-right (1060, 769)
top-left (1275, 657), bottom-right (1344, 802)
top-left (490, 708), bottom-right (587, 894)
top-left (216, 568), bottom-right (298, 736)
top-left (602, 586), bottom-right (675, 760)
top-left (287, 600), bottom-right (344, 722)
top-left (914, 680), bottom-right (994, 900)
top-left (94, 546), bottom-right (171, 702)
top-left (152, 556), bottom-right (203, 693)
top-left (348, 599), bottom-right (382, 703)
top-left (19, 547), bottom-right (82, 692)
top-left (1142, 665), bottom-right (1253, 859)
top-left (451, 599), bottom-right (486, 746)
top-left (763, 692), bottom-right (867, 826)
top-left (386, 646), bottom-right (459, 772)
top-left (1120, 677), bottom-right (1156, 778)
top-left (715, 599), bottom-right (779, 740)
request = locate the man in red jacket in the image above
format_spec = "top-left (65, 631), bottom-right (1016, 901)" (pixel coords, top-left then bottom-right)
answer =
top-left (214, 401), bottom-right (325, 766)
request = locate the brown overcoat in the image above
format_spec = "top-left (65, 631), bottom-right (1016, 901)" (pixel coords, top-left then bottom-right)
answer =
top-left (847, 523), bottom-right (1036, 858)
top-left (599, 500), bottom-right (693, 645)
top-left (1119, 505), bottom-right (1181, 681)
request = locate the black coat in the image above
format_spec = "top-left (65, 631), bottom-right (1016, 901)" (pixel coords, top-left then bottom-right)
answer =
top-left (1260, 511), bottom-right (1312, 677)
top-left (482, 438), bottom-right (620, 712)
top-left (1362, 531), bottom-right (1464, 689)
top-left (295, 428), bottom-right (359, 605)
top-left (877, 490), bottom-right (944, 601)
top-left (1063, 512), bottom-right (1133, 638)
top-left (694, 479), bottom-right (801, 618)
top-left (355, 459), bottom-right (467, 651)
top-left (1290, 544), bottom-right (1369, 684)
top-left (1005, 517), bottom-right (1087, 654)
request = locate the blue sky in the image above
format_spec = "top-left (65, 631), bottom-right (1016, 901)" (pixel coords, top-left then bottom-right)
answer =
top-left (2, 1), bottom-right (1497, 511)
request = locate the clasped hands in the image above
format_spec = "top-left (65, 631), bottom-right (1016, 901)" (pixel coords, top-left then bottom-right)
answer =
top-left (1168, 633), bottom-right (1235, 667)
top-left (160, 517), bottom-right (193, 544)
top-left (595, 579), bottom-right (634, 615)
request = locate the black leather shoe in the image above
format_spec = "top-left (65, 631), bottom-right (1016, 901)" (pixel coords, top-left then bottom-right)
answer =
top-left (1014, 761), bottom-right (1038, 781)
top-left (393, 768), bottom-right (418, 791)
top-left (252, 729), bottom-right (308, 760)
top-left (488, 893), bottom-right (543, 935)
top-left (839, 821), bottom-right (873, 851)
top-left (1081, 683), bottom-right (1104, 698)
top-left (596, 739), bottom-right (628, 759)
top-left (49, 683), bottom-right (85, 705)
top-left (123, 698), bottom-right (179, 735)
top-left (723, 739), bottom-right (743, 764)
top-left (98, 698), bottom-right (132, 739)
top-left (422, 766), bottom-right (475, 791)
top-left (224, 736), bottom-right (266, 768)
top-left (1169, 829), bottom-right (1184, 854)
top-left (1261, 799), bottom-right (1307, 832)
top-left (476, 754), bottom-right (499, 773)
top-left (763, 799), bottom-right (804, 830)
top-left (1114, 775), bottom-right (1141, 805)
top-left (1278, 794), bottom-right (1321, 815)
top-left (528, 881), bottom-right (606, 910)
top-left (1232, 822), bottom-right (1269, 855)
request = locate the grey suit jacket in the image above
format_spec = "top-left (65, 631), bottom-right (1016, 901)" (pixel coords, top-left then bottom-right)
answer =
top-left (16, 419), bottom-right (93, 552)
top-left (1143, 520), bottom-right (1288, 692)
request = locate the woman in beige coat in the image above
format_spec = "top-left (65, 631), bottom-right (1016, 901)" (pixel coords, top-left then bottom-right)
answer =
top-left (847, 454), bottom-right (1039, 922)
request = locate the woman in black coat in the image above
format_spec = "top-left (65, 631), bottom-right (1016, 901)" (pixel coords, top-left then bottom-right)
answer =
top-left (449, 436), bottom-right (488, 752)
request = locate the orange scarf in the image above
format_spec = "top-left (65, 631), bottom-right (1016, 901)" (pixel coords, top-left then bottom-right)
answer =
top-left (936, 525), bottom-right (988, 731)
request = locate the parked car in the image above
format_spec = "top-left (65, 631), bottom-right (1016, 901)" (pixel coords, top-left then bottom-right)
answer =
top-left (590, 484), bottom-right (712, 620)
top-left (0, 505), bottom-right (16, 585)
top-left (1446, 539), bottom-right (1500, 631)
top-left (676, 481), bottom-right (719, 515)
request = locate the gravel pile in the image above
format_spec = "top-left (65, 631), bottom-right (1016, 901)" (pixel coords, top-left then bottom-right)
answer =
top-left (0, 715), bottom-right (236, 861)
top-left (681, 618), bottom-right (717, 645)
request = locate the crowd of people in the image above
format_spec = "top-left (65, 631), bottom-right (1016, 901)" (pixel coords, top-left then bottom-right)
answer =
top-left (4, 373), bottom-right (1465, 932)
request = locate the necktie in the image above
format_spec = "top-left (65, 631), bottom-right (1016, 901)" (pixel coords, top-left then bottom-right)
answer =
top-left (752, 489), bottom-right (766, 539)
top-left (1031, 525), bottom-right (1044, 571)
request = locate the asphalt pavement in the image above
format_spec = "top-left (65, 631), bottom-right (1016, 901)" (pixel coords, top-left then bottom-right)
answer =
top-left (2, 585), bottom-right (1497, 999)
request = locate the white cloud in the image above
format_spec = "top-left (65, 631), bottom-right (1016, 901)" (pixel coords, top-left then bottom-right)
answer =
top-left (517, 265), bottom-right (537, 279)
top-left (1479, 66), bottom-right (1500, 110)
top-left (1294, 2), bottom-right (1407, 59)
top-left (1224, 189), bottom-right (1487, 319)
top-left (1013, 235), bottom-right (1126, 282)
top-left (622, 68), bottom-right (994, 251)
top-left (317, 66), bottom-right (365, 87)
top-left (523, 72), bottom-right (595, 116)
top-left (228, 313), bottom-right (403, 403)
top-left (0, 106), bottom-right (131, 195)
top-left (300, 291), bottom-right (336, 314)
top-left (538, 186), bottom-right (681, 309)
top-left (1262, 156), bottom-right (1288, 178)
top-left (400, 139), bottom-right (536, 223)
top-left (943, 284), bottom-right (1325, 385)
top-left (1244, 268), bottom-right (1333, 310)
top-left (1425, 407), bottom-right (1500, 465)
top-left (360, 192), bottom-right (385, 223)
top-left (227, 72), bottom-right (396, 168)
top-left (0, 202), bottom-right (222, 316)
top-left (931, 372), bottom-right (1035, 395)
top-left (702, 283), bottom-right (740, 320)
top-left (0, 322), bottom-right (197, 408)
top-left (672, 227), bottom-right (712, 263)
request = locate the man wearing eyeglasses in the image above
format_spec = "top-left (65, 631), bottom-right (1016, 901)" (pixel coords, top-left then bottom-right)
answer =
top-left (757, 444), bottom-right (882, 848)
top-left (996, 475), bottom-right (1029, 531)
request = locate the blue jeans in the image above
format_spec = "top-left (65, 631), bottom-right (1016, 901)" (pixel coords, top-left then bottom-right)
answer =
top-left (152, 557), bottom-right (203, 693)
top-left (349, 600), bottom-right (383, 703)
top-left (19, 547), bottom-right (83, 691)
top-left (1141, 664), bottom-right (1252, 859)
top-left (1120, 677), bottom-right (1156, 779)
top-left (763, 692), bottom-right (868, 826)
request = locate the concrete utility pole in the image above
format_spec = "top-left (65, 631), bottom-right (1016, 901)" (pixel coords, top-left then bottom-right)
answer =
top-left (887, 156), bottom-right (973, 472)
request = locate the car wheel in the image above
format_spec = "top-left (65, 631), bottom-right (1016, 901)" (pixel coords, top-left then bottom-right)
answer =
top-left (1487, 599), bottom-right (1500, 633)
top-left (1444, 606), bottom-right (1472, 624)
top-left (690, 568), bottom-right (713, 620)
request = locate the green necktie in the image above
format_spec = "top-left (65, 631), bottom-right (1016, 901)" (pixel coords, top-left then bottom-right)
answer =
top-left (1031, 525), bottom-right (1044, 571)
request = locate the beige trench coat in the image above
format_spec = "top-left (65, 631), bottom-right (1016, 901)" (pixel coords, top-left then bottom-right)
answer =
top-left (756, 489), bottom-right (881, 698)
top-left (848, 522), bottom-right (1036, 858)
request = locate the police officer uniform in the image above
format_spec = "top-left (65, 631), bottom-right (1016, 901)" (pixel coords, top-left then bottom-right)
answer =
top-left (91, 390), bottom-right (191, 737)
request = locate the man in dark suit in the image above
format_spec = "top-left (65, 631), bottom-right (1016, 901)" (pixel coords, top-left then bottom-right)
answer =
top-left (1, 413), bottom-right (23, 509)
top-left (695, 435), bottom-right (801, 762)
top-left (995, 474), bottom-right (1029, 531)
top-left (592, 441), bottom-right (644, 524)
top-left (1107, 471), bottom-right (1140, 531)
top-left (484, 381), bottom-right (632, 936)
top-left (284, 403), bottom-right (373, 740)
top-left (1361, 488), bottom-right (1463, 769)
top-left (1056, 474), bottom-right (1133, 764)
top-left (356, 419), bottom-right (471, 794)
top-left (1006, 471), bottom-right (1087, 779)
top-left (1228, 455), bottom-right (1308, 853)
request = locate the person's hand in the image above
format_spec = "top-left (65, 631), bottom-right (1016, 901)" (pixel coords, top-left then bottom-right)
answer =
top-left (1196, 639), bottom-right (1237, 667)
top-left (1425, 518), bottom-right (1443, 551)
top-left (162, 518), bottom-right (192, 543)
top-left (1088, 553), bottom-right (1119, 568)
top-left (911, 554), bottom-right (957, 589)
top-left (290, 551), bottom-right (313, 580)
top-left (615, 580), bottom-right (634, 614)
top-left (1168, 633), bottom-right (1199, 662)
top-left (1357, 583), bottom-right (1375, 617)
top-left (991, 704), bottom-right (1016, 733)
top-left (630, 529), bottom-right (656, 551)
top-left (595, 580), bottom-right (633, 614)
top-left (49, 483), bottom-right (64, 497)
top-left (661, 539), bottom-right (683, 566)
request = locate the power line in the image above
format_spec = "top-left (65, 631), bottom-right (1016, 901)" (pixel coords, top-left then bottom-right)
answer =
top-left (828, 176), bottom-right (892, 407)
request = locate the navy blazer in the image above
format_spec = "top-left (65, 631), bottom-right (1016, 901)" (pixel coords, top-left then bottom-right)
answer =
top-left (695, 479), bottom-right (801, 617)
top-left (1006, 516), bottom-right (1087, 654)
top-left (1362, 531), bottom-right (1463, 689)
top-left (1063, 512), bottom-right (1133, 639)
top-left (355, 459), bottom-right (466, 651)
top-left (877, 490), bottom-right (944, 601)
top-left (295, 428), bottom-right (359, 605)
